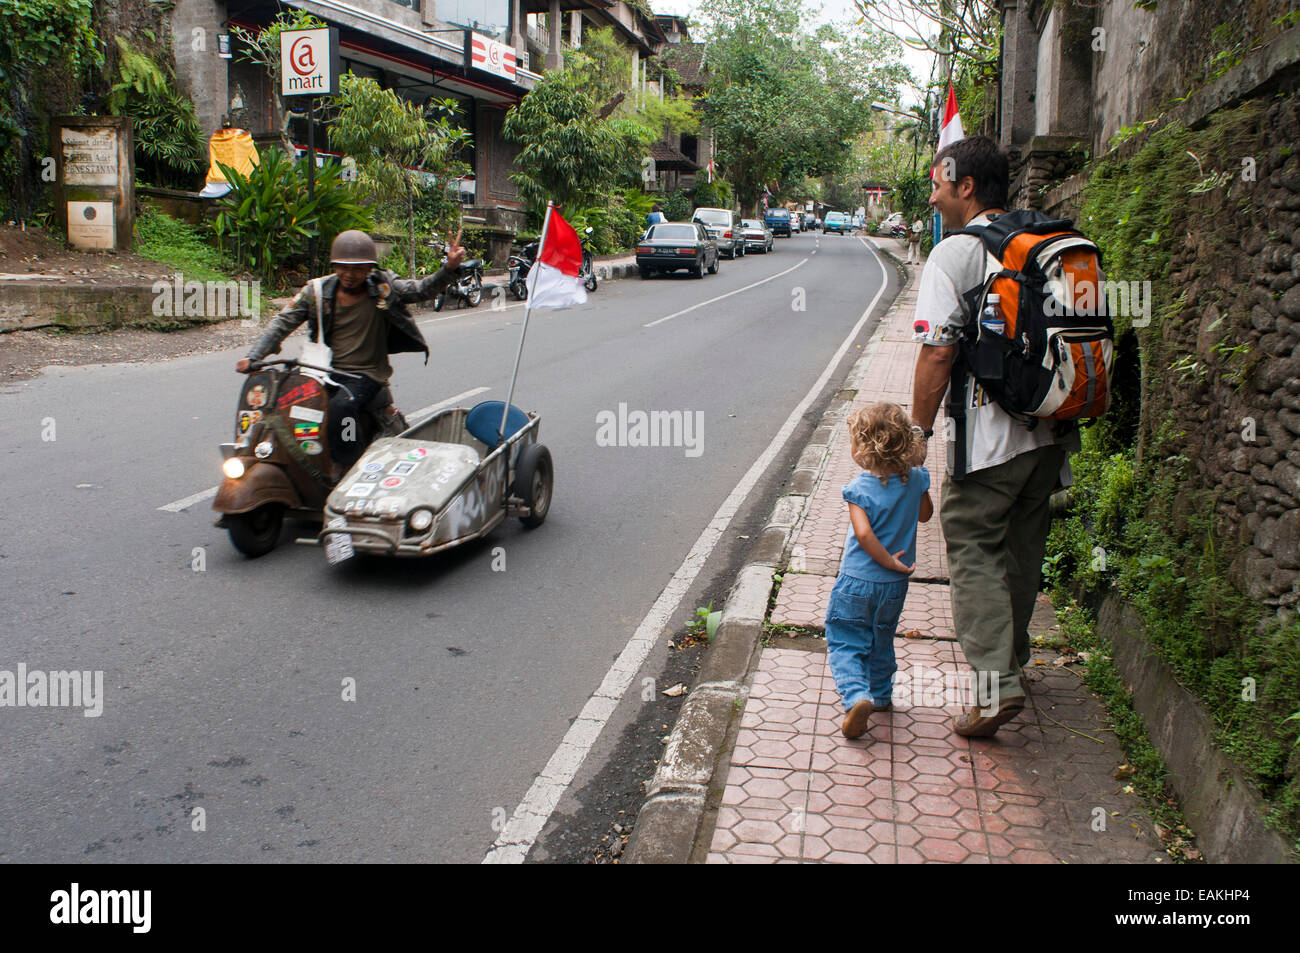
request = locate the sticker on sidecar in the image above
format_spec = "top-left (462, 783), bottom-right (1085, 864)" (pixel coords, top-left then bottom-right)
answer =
top-left (300, 439), bottom-right (323, 455)
top-left (294, 423), bottom-right (320, 439)
top-left (245, 385), bottom-right (268, 409)
top-left (406, 448), bottom-right (429, 460)
top-left (382, 477), bottom-right (405, 489)
top-left (238, 410), bottom-right (261, 434)
top-left (346, 484), bottom-right (374, 497)
top-left (390, 461), bottom-right (418, 476)
top-left (289, 404), bottom-right (325, 423)
top-left (363, 462), bottom-right (383, 473)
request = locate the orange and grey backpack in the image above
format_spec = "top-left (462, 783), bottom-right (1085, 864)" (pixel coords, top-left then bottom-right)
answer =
top-left (948, 210), bottom-right (1114, 448)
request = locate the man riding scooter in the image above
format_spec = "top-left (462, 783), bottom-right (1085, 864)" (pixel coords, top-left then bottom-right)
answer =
top-left (236, 229), bottom-right (466, 471)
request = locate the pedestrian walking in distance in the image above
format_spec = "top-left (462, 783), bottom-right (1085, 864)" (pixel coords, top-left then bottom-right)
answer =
top-left (908, 216), bottom-right (924, 264)
top-left (824, 403), bottom-right (934, 740)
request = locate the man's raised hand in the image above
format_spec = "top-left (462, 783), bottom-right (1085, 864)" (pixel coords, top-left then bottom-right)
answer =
top-left (445, 228), bottom-right (466, 270)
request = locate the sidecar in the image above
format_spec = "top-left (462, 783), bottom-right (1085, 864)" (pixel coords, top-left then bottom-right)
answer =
top-left (317, 400), bottom-right (552, 563)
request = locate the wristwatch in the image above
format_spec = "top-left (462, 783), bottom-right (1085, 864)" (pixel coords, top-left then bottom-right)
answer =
top-left (911, 425), bottom-right (934, 439)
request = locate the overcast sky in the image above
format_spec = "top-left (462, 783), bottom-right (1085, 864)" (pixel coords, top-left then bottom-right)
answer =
top-left (651, 0), bottom-right (938, 108)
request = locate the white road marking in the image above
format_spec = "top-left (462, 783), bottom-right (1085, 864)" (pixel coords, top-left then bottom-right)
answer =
top-left (417, 297), bottom-right (526, 328)
top-left (160, 386), bottom-right (493, 512)
top-left (483, 240), bottom-right (892, 863)
top-left (406, 386), bottom-right (492, 423)
top-left (158, 485), bottom-right (219, 513)
top-left (642, 258), bottom-right (810, 328)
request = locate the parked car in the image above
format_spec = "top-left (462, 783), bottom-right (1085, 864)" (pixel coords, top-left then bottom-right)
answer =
top-left (823, 211), bottom-right (852, 235)
top-left (764, 207), bottom-right (792, 237)
top-left (878, 212), bottom-right (904, 236)
top-left (739, 219), bottom-right (775, 253)
top-left (636, 222), bottom-right (719, 279)
top-left (789, 212), bottom-right (802, 233)
top-left (692, 208), bottom-right (745, 259)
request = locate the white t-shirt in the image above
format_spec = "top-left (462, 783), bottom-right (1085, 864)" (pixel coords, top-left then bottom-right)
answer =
top-left (912, 213), bottom-right (1078, 479)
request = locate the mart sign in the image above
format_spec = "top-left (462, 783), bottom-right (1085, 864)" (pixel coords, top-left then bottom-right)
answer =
top-left (281, 28), bottom-right (339, 96)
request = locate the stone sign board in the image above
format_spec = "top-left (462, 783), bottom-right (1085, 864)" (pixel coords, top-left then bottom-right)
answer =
top-left (52, 116), bottom-right (134, 252)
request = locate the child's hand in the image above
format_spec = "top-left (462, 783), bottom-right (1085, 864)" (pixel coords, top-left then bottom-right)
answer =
top-left (889, 551), bottom-right (916, 574)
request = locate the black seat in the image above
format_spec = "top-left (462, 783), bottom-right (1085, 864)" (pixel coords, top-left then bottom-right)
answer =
top-left (461, 259), bottom-right (483, 271)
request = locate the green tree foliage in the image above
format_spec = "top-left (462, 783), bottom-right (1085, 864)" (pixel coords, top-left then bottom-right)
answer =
top-left (213, 148), bottom-right (372, 288)
top-left (0, 0), bottom-right (101, 216)
top-left (329, 74), bottom-right (470, 275)
top-left (697, 0), bottom-right (910, 210)
top-left (502, 68), bottom-right (630, 214)
top-left (106, 38), bottom-right (205, 189)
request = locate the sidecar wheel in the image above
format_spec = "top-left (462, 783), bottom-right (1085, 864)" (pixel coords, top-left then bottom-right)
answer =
top-left (514, 444), bottom-right (553, 528)
top-left (227, 504), bottom-right (285, 557)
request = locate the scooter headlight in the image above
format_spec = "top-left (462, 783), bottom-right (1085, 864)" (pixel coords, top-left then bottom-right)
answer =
top-left (222, 457), bottom-right (246, 479)
top-left (408, 508), bottom-right (434, 533)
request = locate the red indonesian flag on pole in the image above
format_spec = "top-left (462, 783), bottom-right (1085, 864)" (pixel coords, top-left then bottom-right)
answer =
top-left (525, 205), bottom-right (587, 310)
top-left (931, 82), bottom-right (965, 181)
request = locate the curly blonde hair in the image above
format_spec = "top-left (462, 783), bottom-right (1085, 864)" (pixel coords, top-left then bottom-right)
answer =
top-left (847, 403), bottom-right (926, 484)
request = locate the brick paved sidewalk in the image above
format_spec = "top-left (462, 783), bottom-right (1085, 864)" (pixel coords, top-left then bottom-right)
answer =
top-left (706, 242), bottom-right (1165, 863)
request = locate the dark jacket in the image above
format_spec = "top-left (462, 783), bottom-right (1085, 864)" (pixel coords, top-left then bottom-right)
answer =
top-left (246, 267), bottom-right (457, 364)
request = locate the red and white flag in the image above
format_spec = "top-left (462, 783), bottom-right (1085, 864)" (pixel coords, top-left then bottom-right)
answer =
top-left (931, 82), bottom-right (965, 181)
top-left (525, 206), bottom-right (587, 310)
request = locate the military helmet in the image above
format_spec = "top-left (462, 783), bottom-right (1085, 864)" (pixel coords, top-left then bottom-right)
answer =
top-left (329, 230), bottom-right (378, 265)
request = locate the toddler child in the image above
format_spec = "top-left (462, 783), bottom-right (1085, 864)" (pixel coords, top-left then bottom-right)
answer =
top-left (826, 403), bottom-right (934, 739)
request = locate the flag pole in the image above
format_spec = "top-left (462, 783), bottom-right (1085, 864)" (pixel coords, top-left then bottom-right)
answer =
top-left (500, 201), bottom-right (555, 443)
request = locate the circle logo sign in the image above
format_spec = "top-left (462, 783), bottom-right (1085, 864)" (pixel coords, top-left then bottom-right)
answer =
top-left (381, 476), bottom-right (405, 489)
top-left (300, 439), bottom-right (323, 455)
top-left (406, 448), bottom-right (429, 460)
top-left (362, 462), bottom-right (383, 473)
top-left (290, 36), bottom-right (317, 76)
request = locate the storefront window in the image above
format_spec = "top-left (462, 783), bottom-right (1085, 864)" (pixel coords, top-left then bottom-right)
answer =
top-left (390, 0), bottom-right (422, 11)
top-left (437, 0), bottom-right (509, 40)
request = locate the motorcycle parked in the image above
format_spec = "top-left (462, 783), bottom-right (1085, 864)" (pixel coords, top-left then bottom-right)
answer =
top-left (213, 359), bottom-right (407, 557)
top-left (508, 240), bottom-right (538, 301)
top-left (432, 234), bottom-right (484, 311)
top-left (579, 225), bottom-right (597, 292)
top-left (508, 225), bottom-right (599, 300)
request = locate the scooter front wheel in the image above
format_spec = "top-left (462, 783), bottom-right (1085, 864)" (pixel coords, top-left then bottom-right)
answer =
top-left (465, 277), bottom-right (483, 307)
top-left (227, 504), bottom-right (285, 558)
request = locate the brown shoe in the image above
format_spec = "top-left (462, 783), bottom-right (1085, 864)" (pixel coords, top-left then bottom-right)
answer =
top-left (952, 696), bottom-right (1026, 738)
top-left (841, 700), bottom-right (876, 739)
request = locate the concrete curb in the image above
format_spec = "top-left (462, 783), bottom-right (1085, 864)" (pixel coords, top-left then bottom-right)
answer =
top-left (624, 253), bottom-right (913, 864)
top-left (1101, 595), bottom-right (1297, 863)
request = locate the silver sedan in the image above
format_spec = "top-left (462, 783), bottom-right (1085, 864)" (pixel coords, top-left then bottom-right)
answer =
top-left (739, 219), bottom-right (775, 254)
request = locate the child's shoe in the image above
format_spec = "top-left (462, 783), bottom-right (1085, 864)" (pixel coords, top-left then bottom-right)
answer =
top-left (841, 700), bottom-right (874, 739)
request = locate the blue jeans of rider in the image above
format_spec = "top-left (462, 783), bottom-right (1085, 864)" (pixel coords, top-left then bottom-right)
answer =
top-left (824, 574), bottom-right (908, 712)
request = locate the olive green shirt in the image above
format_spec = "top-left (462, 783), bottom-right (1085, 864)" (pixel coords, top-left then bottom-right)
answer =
top-left (330, 296), bottom-right (392, 383)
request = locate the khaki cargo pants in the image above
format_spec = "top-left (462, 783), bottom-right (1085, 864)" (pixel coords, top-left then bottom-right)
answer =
top-left (940, 444), bottom-right (1066, 706)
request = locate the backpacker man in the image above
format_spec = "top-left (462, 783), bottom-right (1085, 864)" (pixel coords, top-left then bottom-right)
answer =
top-left (908, 135), bottom-right (1109, 737)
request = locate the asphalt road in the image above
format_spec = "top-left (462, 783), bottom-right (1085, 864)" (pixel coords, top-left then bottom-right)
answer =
top-left (0, 230), bottom-right (898, 862)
